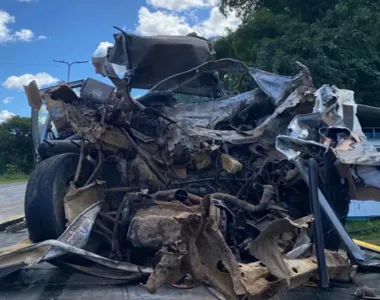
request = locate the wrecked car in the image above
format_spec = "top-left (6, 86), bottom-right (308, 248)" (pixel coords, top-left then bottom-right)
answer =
top-left (4, 31), bottom-right (380, 299)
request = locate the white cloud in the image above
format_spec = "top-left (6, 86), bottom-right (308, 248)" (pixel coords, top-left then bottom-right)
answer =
top-left (194, 7), bottom-right (241, 37)
top-left (205, 0), bottom-right (221, 6)
top-left (3, 73), bottom-right (59, 90)
top-left (93, 41), bottom-right (113, 58)
top-left (0, 10), bottom-right (36, 43)
top-left (147, 0), bottom-right (221, 11)
top-left (13, 28), bottom-right (33, 41)
top-left (185, 10), bottom-right (199, 23)
top-left (0, 110), bottom-right (15, 123)
top-left (37, 35), bottom-right (47, 40)
top-left (2, 97), bottom-right (14, 104)
top-left (147, 0), bottom-right (207, 11)
top-left (16, 0), bottom-right (38, 2)
top-left (137, 7), bottom-right (193, 35)
top-left (136, 6), bottom-right (240, 37)
top-left (93, 41), bottom-right (127, 75)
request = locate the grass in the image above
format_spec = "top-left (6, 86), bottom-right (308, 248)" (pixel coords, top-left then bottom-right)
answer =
top-left (0, 173), bottom-right (29, 184)
top-left (346, 219), bottom-right (380, 245)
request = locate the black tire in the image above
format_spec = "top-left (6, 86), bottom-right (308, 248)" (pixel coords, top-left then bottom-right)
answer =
top-left (25, 153), bottom-right (93, 242)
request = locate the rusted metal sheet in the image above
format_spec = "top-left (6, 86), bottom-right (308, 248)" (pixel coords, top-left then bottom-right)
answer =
top-left (0, 202), bottom-right (152, 280)
top-left (23, 80), bottom-right (42, 110)
top-left (63, 180), bottom-right (105, 223)
top-left (248, 216), bottom-right (313, 283)
top-left (0, 202), bottom-right (102, 277)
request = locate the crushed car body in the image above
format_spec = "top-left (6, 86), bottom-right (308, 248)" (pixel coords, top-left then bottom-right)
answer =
top-left (2, 30), bottom-right (380, 299)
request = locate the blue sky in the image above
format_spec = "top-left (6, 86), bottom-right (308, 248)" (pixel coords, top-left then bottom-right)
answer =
top-left (0, 0), bottom-right (240, 122)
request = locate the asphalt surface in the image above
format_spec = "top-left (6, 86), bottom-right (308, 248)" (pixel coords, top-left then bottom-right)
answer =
top-left (0, 232), bottom-right (379, 300)
top-left (0, 182), bottom-right (26, 222)
top-left (1, 230), bottom-right (379, 300)
top-left (0, 260), bottom-right (379, 300)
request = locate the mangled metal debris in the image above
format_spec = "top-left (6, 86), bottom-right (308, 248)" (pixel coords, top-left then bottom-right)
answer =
top-left (353, 286), bottom-right (380, 300)
top-left (4, 30), bottom-right (380, 299)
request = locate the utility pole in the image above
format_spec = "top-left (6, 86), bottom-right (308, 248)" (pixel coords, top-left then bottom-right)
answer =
top-left (53, 60), bottom-right (88, 82)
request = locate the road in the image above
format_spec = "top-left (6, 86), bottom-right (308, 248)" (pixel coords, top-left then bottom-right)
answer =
top-left (0, 182), bottom-right (26, 222)
top-left (0, 260), bottom-right (379, 300)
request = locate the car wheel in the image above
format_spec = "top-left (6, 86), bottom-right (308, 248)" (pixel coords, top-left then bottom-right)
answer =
top-left (25, 153), bottom-right (93, 242)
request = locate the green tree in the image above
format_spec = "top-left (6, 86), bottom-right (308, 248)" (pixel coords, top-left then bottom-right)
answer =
top-left (216, 0), bottom-right (380, 106)
top-left (220, 0), bottom-right (338, 22)
top-left (0, 116), bottom-right (34, 174)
